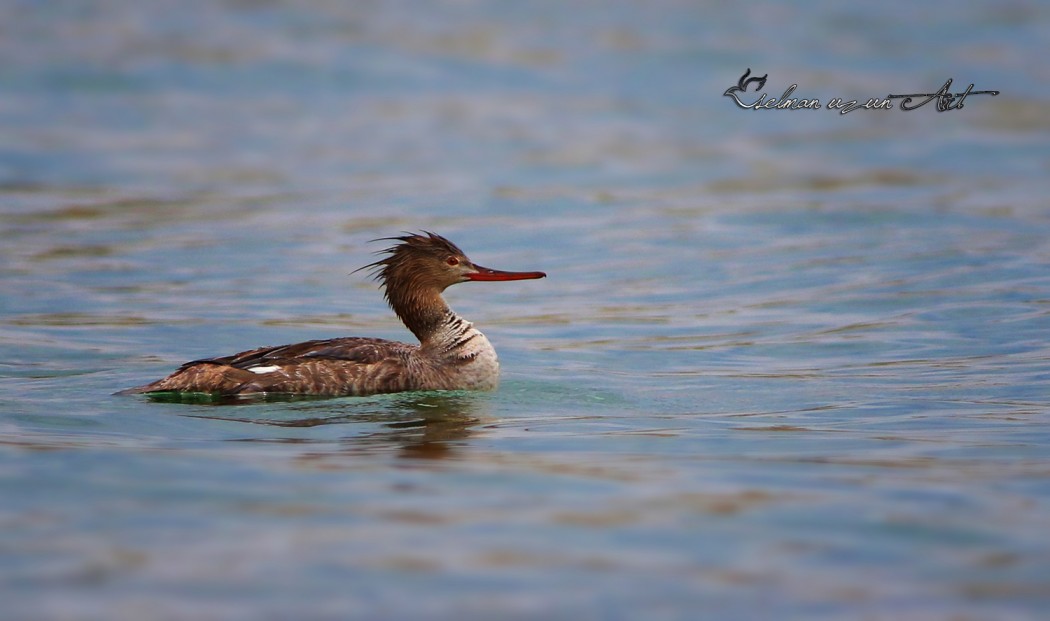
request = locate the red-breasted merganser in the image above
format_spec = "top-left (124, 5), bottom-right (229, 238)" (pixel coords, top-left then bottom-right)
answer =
top-left (122, 232), bottom-right (545, 396)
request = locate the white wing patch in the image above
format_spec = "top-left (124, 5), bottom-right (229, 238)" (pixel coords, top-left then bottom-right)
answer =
top-left (248, 365), bottom-right (282, 374)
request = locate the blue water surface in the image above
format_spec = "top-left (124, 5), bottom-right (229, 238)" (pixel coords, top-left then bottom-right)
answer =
top-left (2, 1), bottom-right (1050, 619)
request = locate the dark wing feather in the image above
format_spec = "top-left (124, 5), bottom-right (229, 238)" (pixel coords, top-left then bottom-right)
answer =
top-left (186, 337), bottom-right (401, 370)
top-left (128, 337), bottom-right (419, 396)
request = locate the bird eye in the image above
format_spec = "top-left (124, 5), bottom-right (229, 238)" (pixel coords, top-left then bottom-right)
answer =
top-left (446, 256), bottom-right (460, 266)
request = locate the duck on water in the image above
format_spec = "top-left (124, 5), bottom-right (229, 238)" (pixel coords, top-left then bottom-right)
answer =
top-left (121, 232), bottom-right (546, 397)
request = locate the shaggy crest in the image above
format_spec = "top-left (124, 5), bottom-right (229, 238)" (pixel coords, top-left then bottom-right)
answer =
top-left (361, 231), bottom-right (468, 287)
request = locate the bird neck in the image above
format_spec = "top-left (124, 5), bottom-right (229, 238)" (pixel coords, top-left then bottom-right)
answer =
top-left (385, 283), bottom-right (454, 344)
